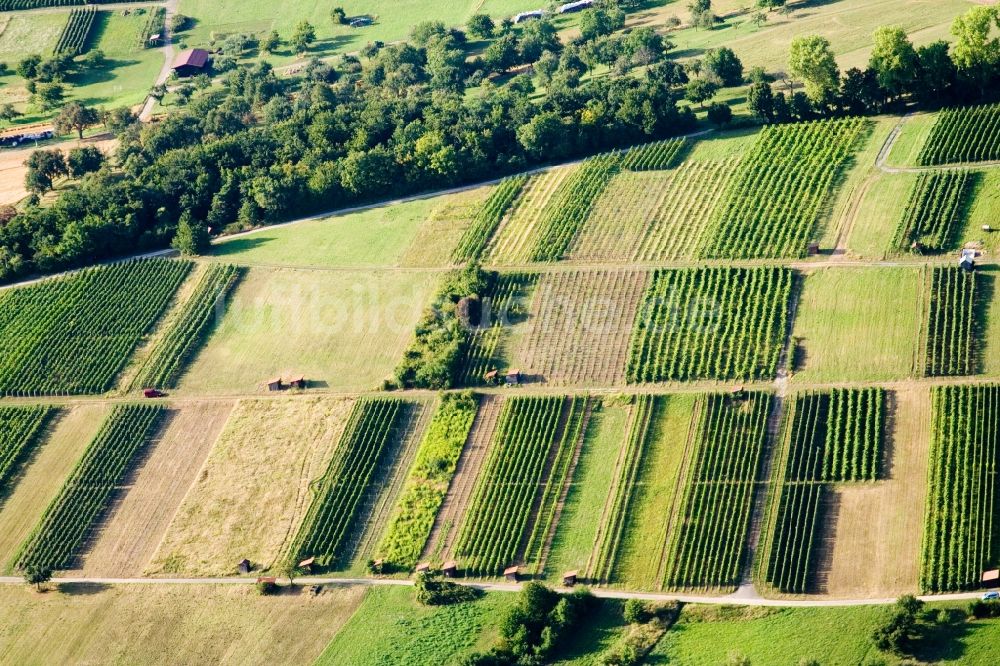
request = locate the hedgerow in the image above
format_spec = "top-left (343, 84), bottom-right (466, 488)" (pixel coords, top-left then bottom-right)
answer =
top-left (13, 404), bottom-right (164, 571)
top-left (0, 259), bottom-right (191, 396)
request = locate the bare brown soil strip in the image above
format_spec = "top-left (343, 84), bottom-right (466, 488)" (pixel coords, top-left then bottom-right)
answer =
top-left (422, 395), bottom-right (503, 563)
top-left (74, 402), bottom-right (235, 577)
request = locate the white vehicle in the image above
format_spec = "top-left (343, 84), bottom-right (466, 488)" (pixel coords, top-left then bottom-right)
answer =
top-left (982, 591), bottom-right (999, 600)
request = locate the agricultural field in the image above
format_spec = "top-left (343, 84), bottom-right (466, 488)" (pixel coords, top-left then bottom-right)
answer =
top-left (700, 118), bottom-right (871, 259)
top-left (289, 397), bottom-right (414, 570)
top-left (376, 393), bottom-right (477, 571)
top-left (920, 384), bottom-right (1000, 593)
top-left (918, 104), bottom-right (1000, 166)
top-left (514, 269), bottom-right (647, 386)
top-left (452, 395), bottom-right (588, 577)
top-left (211, 195), bottom-right (469, 269)
top-left (891, 171), bottom-right (978, 254)
top-left (452, 177), bottom-right (528, 264)
top-left (0, 583), bottom-right (366, 665)
top-left (52, 5), bottom-right (96, 56)
top-left (316, 585), bottom-right (514, 666)
top-left (0, 406), bottom-right (55, 493)
top-left (178, 267), bottom-right (437, 394)
top-left (0, 11), bottom-right (66, 63)
top-left (12, 404), bottom-right (165, 572)
top-left (791, 267), bottom-right (923, 383)
top-left (627, 267), bottom-right (793, 383)
top-left (0, 259), bottom-right (190, 396)
top-left (132, 264), bottom-right (244, 390)
top-left (662, 392), bottom-right (771, 592)
top-left (567, 157), bottom-right (735, 263)
top-left (845, 171), bottom-right (919, 259)
top-left (484, 165), bottom-right (576, 264)
top-left (601, 394), bottom-right (697, 589)
top-left (148, 397), bottom-right (354, 576)
top-left (458, 273), bottom-right (537, 386)
top-left (0, 404), bottom-right (106, 568)
top-left (74, 402), bottom-right (233, 577)
top-left (925, 266), bottom-right (983, 377)
top-left (759, 389), bottom-right (886, 595)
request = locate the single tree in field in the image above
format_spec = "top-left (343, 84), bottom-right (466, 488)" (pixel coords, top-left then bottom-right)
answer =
top-left (25, 149), bottom-right (68, 195)
top-left (706, 100), bottom-right (733, 128)
top-left (685, 78), bottom-right (719, 108)
top-left (24, 564), bottom-right (52, 592)
top-left (33, 82), bottom-right (65, 111)
top-left (280, 562), bottom-right (303, 587)
top-left (751, 11), bottom-right (767, 29)
top-left (0, 103), bottom-right (22, 122)
top-left (747, 78), bottom-right (774, 122)
top-left (67, 145), bottom-right (105, 178)
top-left (950, 6), bottom-right (1000, 95)
top-left (291, 20), bottom-right (316, 54)
top-left (54, 102), bottom-right (99, 140)
top-left (467, 13), bottom-right (494, 40)
top-left (788, 35), bottom-right (839, 105)
top-left (757, 0), bottom-right (785, 8)
top-left (261, 30), bottom-right (281, 54)
top-left (688, 0), bottom-right (714, 30)
top-left (704, 47), bottom-right (743, 86)
top-left (171, 212), bottom-right (211, 255)
top-left (330, 7), bottom-right (347, 25)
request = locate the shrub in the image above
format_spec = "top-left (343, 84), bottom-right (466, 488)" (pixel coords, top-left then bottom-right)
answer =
top-left (414, 572), bottom-right (483, 605)
top-left (256, 580), bottom-right (277, 595)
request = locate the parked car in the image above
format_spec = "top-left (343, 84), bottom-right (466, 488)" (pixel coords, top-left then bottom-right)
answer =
top-left (981, 591), bottom-right (999, 600)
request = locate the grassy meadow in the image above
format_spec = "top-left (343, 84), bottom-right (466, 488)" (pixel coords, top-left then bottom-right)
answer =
top-left (791, 267), bottom-right (924, 383)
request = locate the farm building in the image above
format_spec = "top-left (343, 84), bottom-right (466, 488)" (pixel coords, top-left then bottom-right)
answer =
top-left (959, 248), bottom-right (976, 271)
top-left (513, 9), bottom-right (545, 23)
top-left (298, 556), bottom-right (315, 573)
top-left (503, 565), bottom-right (520, 582)
top-left (415, 562), bottom-right (431, 574)
top-left (287, 376), bottom-right (307, 389)
top-left (562, 570), bottom-right (578, 586)
top-left (172, 49), bottom-right (210, 77)
top-left (442, 561), bottom-right (458, 578)
top-left (505, 369), bottom-right (521, 385)
top-left (266, 378), bottom-right (284, 391)
top-left (557, 0), bottom-right (594, 13)
top-left (237, 559), bottom-right (251, 574)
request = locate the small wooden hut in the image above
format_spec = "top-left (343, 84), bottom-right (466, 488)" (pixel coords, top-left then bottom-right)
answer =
top-left (505, 369), bottom-right (521, 386)
top-left (415, 562), bottom-right (431, 574)
top-left (298, 556), bottom-right (315, 573)
top-left (442, 561), bottom-right (458, 578)
top-left (288, 376), bottom-right (307, 390)
top-left (503, 565), bottom-right (520, 582)
top-left (237, 558), bottom-right (251, 574)
top-left (266, 378), bottom-right (284, 391)
top-left (983, 569), bottom-right (1000, 588)
top-left (562, 570), bottom-right (579, 586)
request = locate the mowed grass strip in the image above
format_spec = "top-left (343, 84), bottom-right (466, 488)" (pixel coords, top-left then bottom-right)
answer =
top-left (700, 118), bottom-right (870, 259)
top-left (791, 267), bottom-right (922, 383)
top-left (12, 404), bottom-right (165, 572)
top-left (663, 392), bottom-right (771, 592)
top-left (627, 267), bottom-right (792, 383)
top-left (920, 384), bottom-right (1000, 593)
top-left (0, 259), bottom-right (191, 396)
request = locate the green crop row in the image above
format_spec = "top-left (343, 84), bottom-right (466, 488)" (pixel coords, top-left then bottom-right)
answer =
top-left (454, 396), bottom-right (575, 577)
top-left (530, 154), bottom-right (621, 262)
top-left (620, 138), bottom-right (686, 171)
top-left (590, 394), bottom-right (656, 584)
top-left (458, 272), bottom-right (536, 386)
top-left (290, 398), bottom-right (407, 570)
top-left (12, 404), bottom-right (164, 571)
top-left (920, 384), bottom-right (1000, 593)
top-left (53, 6), bottom-right (96, 56)
top-left (926, 266), bottom-right (980, 377)
top-left (376, 393), bottom-right (478, 571)
top-left (0, 259), bottom-right (192, 397)
top-left (133, 264), bottom-right (244, 390)
top-left (918, 103), bottom-right (1000, 166)
top-left (452, 176), bottom-right (528, 263)
top-left (663, 392), bottom-right (771, 591)
top-left (701, 117), bottom-right (870, 259)
top-left (626, 266), bottom-right (793, 383)
top-left (893, 171), bottom-right (977, 253)
top-left (0, 406), bottom-right (56, 493)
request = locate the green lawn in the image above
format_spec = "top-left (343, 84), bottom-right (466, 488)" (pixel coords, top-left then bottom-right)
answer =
top-left (316, 586), bottom-right (515, 665)
top-left (545, 401), bottom-right (628, 583)
top-left (886, 112), bottom-right (939, 168)
top-left (176, 0), bottom-right (543, 66)
top-left (979, 267), bottom-right (1000, 378)
top-left (961, 171), bottom-right (1000, 255)
top-left (178, 266), bottom-right (439, 394)
top-left (650, 603), bottom-right (1000, 665)
top-left (615, 394), bottom-right (695, 590)
top-left (665, 0), bottom-right (971, 73)
top-left (847, 172), bottom-right (918, 259)
top-left (791, 267), bottom-right (923, 383)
